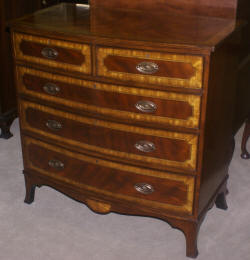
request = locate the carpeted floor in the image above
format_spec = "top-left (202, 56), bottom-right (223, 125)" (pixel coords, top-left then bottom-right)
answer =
top-left (0, 119), bottom-right (249, 260)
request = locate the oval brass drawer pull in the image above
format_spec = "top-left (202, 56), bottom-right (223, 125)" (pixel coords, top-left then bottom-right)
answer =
top-left (43, 83), bottom-right (60, 95)
top-left (135, 140), bottom-right (156, 153)
top-left (135, 100), bottom-right (157, 113)
top-left (134, 183), bottom-right (154, 195)
top-left (46, 119), bottom-right (62, 131)
top-left (41, 47), bottom-right (58, 59)
top-left (48, 159), bottom-right (64, 170)
top-left (136, 61), bottom-right (159, 74)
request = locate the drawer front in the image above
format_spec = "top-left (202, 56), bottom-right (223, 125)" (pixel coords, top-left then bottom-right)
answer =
top-left (96, 47), bottom-right (203, 89)
top-left (17, 66), bottom-right (201, 129)
top-left (20, 100), bottom-right (198, 172)
top-left (13, 33), bottom-right (91, 74)
top-left (23, 136), bottom-right (195, 214)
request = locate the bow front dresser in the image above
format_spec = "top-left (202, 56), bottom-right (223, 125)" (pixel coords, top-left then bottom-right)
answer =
top-left (10, 1), bottom-right (249, 258)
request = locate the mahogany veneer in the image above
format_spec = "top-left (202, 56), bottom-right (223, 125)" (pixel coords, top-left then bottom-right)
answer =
top-left (20, 99), bottom-right (198, 172)
top-left (17, 66), bottom-right (201, 130)
top-left (10, 2), bottom-right (249, 258)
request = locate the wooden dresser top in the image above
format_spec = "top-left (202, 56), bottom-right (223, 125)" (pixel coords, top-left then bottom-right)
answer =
top-left (10, 3), bottom-right (240, 51)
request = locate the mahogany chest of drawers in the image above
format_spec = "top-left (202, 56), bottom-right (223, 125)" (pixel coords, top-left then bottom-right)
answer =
top-left (10, 2), bottom-right (247, 258)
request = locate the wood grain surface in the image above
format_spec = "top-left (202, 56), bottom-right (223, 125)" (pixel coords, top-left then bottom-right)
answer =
top-left (97, 47), bottom-right (203, 89)
top-left (13, 33), bottom-right (91, 74)
top-left (9, 4), bottom-right (238, 50)
top-left (19, 100), bottom-right (198, 172)
top-left (16, 66), bottom-right (201, 129)
top-left (91, 0), bottom-right (238, 18)
top-left (23, 135), bottom-right (195, 214)
top-left (10, 2), bottom-right (245, 257)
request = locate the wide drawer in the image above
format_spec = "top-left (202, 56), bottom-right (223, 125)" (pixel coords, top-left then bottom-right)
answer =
top-left (13, 33), bottom-right (91, 74)
top-left (19, 100), bottom-right (198, 172)
top-left (96, 47), bottom-right (203, 89)
top-left (23, 136), bottom-right (195, 214)
top-left (16, 66), bottom-right (201, 129)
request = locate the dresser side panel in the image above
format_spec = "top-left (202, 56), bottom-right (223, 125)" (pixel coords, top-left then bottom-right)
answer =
top-left (198, 33), bottom-right (240, 215)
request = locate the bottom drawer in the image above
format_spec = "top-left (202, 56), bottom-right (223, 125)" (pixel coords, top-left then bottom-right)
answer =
top-left (22, 136), bottom-right (195, 214)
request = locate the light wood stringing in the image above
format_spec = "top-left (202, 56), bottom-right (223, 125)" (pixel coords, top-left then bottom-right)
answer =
top-left (23, 136), bottom-right (195, 214)
top-left (97, 47), bottom-right (203, 89)
top-left (17, 66), bottom-right (201, 129)
top-left (13, 33), bottom-right (91, 74)
top-left (86, 199), bottom-right (112, 213)
top-left (20, 100), bottom-right (198, 171)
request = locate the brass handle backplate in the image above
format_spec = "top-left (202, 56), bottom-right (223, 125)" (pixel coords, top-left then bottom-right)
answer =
top-left (134, 183), bottom-right (154, 195)
top-left (41, 47), bottom-right (58, 59)
top-left (136, 61), bottom-right (159, 74)
top-left (135, 140), bottom-right (156, 153)
top-left (135, 100), bottom-right (157, 113)
top-left (48, 159), bottom-right (64, 170)
top-left (43, 83), bottom-right (60, 95)
top-left (46, 119), bottom-right (62, 131)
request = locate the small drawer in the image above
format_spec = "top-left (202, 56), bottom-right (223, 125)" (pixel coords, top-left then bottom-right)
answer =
top-left (13, 33), bottom-right (91, 74)
top-left (96, 47), bottom-right (203, 89)
top-left (16, 66), bottom-right (201, 129)
top-left (23, 136), bottom-right (195, 214)
top-left (20, 100), bottom-right (198, 172)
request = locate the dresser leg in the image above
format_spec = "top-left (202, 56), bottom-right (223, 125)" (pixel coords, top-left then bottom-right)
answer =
top-left (0, 109), bottom-right (17, 139)
top-left (241, 118), bottom-right (250, 159)
top-left (183, 222), bottom-right (199, 258)
top-left (215, 192), bottom-right (228, 210)
top-left (24, 175), bottom-right (36, 204)
top-left (215, 179), bottom-right (229, 210)
top-left (167, 218), bottom-right (199, 258)
top-left (0, 118), bottom-right (14, 139)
